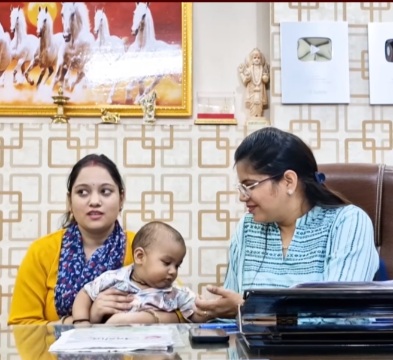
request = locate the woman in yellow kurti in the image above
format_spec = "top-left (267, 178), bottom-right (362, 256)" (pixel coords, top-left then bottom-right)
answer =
top-left (8, 228), bottom-right (135, 325)
top-left (8, 154), bottom-right (179, 325)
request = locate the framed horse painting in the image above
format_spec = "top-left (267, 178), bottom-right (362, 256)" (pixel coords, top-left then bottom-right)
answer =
top-left (0, 2), bottom-right (192, 118)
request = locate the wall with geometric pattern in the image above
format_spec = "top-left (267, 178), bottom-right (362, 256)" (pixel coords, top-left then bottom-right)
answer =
top-left (1, 2), bottom-right (393, 358)
top-left (270, 3), bottom-right (393, 165)
top-left (0, 123), bottom-right (248, 331)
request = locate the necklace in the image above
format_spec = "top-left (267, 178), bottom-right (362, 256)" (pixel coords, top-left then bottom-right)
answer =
top-left (251, 64), bottom-right (262, 86)
top-left (131, 275), bottom-right (147, 286)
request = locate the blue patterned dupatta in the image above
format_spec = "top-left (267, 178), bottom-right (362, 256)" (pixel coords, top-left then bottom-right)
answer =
top-left (55, 220), bottom-right (126, 317)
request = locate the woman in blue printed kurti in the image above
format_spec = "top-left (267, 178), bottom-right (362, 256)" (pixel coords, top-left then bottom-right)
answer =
top-left (194, 127), bottom-right (379, 320)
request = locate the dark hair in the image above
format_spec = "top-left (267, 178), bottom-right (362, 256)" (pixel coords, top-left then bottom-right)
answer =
top-left (234, 127), bottom-right (349, 207)
top-left (61, 154), bottom-right (125, 228)
top-left (132, 221), bottom-right (185, 253)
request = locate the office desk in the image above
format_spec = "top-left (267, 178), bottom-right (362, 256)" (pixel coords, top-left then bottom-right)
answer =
top-left (2, 324), bottom-right (393, 360)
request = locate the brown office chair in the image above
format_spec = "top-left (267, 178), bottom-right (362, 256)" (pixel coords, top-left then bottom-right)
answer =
top-left (319, 163), bottom-right (393, 280)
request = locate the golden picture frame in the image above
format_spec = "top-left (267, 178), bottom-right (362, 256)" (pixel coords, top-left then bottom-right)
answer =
top-left (0, 2), bottom-right (192, 118)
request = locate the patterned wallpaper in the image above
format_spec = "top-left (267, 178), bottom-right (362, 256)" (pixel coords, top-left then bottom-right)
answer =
top-left (0, 123), bottom-right (249, 331)
top-left (270, 3), bottom-right (393, 166)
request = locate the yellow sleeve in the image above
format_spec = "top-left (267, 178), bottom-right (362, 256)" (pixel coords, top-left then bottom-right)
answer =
top-left (9, 229), bottom-right (133, 325)
top-left (124, 230), bottom-right (135, 265)
top-left (8, 231), bottom-right (63, 325)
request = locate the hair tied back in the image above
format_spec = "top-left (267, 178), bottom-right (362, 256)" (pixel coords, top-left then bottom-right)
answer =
top-left (314, 171), bottom-right (326, 184)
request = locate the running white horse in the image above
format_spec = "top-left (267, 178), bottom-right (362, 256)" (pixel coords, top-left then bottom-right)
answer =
top-left (25, 6), bottom-right (65, 87)
top-left (125, 2), bottom-right (181, 103)
top-left (94, 9), bottom-right (125, 54)
top-left (128, 2), bottom-right (180, 52)
top-left (53, 2), bottom-right (94, 92)
top-left (0, 22), bottom-right (12, 87)
top-left (93, 8), bottom-right (126, 103)
top-left (10, 6), bottom-right (39, 85)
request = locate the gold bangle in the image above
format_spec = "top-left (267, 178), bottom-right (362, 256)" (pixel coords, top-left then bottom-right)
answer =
top-left (174, 310), bottom-right (183, 323)
top-left (144, 309), bottom-right (160, 323)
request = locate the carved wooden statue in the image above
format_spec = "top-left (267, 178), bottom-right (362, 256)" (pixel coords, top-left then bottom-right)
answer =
top-left (238, 48), bottom-right (270, 119)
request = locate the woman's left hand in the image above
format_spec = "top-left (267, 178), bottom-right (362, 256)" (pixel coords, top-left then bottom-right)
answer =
top-left (90, 288), bottom-right (134, 323)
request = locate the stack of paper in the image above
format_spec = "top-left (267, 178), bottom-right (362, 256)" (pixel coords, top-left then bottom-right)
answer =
top-left (49, 326), bottom-right (175, 353)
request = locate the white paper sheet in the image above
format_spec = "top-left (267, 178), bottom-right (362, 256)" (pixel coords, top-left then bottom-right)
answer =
top-left (49, 326), bottom-right (179, 353)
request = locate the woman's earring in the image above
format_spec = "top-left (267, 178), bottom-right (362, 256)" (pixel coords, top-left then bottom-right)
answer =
top-left (287, 190), bottom-right (293, 196)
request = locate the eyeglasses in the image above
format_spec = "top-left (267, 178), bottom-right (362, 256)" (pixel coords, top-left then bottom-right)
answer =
top-left (235, 175), bottom-right (279, 199)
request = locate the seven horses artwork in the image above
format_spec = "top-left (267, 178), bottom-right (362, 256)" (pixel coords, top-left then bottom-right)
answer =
top-left (0, 2), bottom-right (186, 114)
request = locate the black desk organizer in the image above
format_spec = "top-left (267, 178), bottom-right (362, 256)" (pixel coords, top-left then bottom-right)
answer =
top-left (237, 281), bottom-right (393, 353)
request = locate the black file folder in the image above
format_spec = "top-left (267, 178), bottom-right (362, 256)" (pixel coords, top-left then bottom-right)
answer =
top-left (238, 282), bottom-right (393, 353)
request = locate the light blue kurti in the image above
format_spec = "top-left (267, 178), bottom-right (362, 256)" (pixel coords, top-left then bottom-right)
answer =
top-left (224, 205), bottom-right (379, 293)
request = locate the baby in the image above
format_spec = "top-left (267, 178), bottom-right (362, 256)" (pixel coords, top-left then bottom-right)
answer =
top-left (72, 221), bottom-right (205, 324)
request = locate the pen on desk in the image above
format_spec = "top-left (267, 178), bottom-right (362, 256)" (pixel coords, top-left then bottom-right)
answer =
top-left (199, 323), bottom-right (239, 330)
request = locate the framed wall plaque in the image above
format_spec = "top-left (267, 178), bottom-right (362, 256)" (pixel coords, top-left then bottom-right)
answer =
top-left (280, 22), bottom-right (350, 104)
top-left (368, 22), bottom-right (393, 105)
